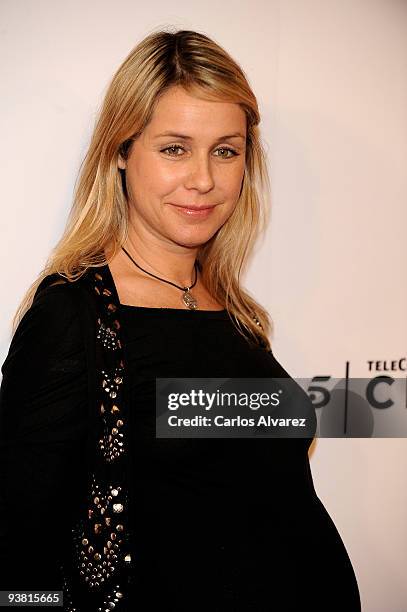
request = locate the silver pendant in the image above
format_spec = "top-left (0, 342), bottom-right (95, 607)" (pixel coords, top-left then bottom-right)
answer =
top-left (182, 290), bottom-right (198, 310)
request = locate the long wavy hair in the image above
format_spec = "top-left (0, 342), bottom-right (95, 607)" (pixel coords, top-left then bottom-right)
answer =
top-left (12, 28), bottom-right (273, 349)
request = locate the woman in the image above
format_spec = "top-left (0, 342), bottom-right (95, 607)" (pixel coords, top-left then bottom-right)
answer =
top-left (0, 29), bottom-right (361, 611)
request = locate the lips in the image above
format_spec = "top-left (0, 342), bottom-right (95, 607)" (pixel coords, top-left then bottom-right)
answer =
top-left (169, 203), bottom-right (216, 217)
top-left (171, 204), bottom-right (216, 210)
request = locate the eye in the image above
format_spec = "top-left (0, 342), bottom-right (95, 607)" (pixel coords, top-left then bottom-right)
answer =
top-left (161, 144), bottom-right (185, 156)
top-left (214, 146), bottom-right (238, 159)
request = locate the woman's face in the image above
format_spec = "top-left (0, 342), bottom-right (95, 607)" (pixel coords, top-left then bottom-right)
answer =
top-left (118, 85), bottom-right (247, 250)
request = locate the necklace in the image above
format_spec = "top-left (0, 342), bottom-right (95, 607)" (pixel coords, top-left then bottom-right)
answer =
top-left (121, 246), bottom-right (199, 310)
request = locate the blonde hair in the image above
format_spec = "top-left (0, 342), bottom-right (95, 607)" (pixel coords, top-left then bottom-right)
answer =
top-left (12, 28), bottom-right (273, 349)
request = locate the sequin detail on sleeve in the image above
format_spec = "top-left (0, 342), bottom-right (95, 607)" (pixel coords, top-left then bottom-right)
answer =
top-left (61, 268), bottom-right (133, 611)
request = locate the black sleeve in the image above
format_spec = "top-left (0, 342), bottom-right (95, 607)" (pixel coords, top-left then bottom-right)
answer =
top-left (0, 283), bottom-right (89, 592)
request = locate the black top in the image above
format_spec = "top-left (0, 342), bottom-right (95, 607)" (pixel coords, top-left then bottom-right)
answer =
top-left (0, 285), bottom-right (89, 594)
top-left (119, 304), bottom-right (361, 610)
top-left (0, 286), bottom-right (361, 610)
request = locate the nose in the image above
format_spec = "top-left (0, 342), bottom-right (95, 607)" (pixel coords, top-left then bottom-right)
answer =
top-left (184, 153), bottom-right (215, 192)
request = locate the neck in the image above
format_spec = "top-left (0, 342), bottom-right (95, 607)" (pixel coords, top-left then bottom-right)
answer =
top-left (122, 228), bottom-right (199, 288)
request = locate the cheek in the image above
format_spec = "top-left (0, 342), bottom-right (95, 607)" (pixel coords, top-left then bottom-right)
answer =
top-left (134, 158), bottom-right (182, 197)
top-left (222, 165), bottom-right (245, 199)
top-left (127, 155), bottom-right (179, 197)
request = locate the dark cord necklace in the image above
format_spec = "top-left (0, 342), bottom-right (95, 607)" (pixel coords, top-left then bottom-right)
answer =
top-left (121, 246), bottom-right (199, 310)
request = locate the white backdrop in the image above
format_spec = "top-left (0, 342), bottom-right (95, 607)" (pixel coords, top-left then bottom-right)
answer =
top-left (1, 1), bottom-right (406, 610)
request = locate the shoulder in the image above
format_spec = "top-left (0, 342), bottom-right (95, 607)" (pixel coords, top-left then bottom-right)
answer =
top-left (31, 279), bottom-right (81, 329)
top-left (13, 265), bottom-right (108, 350)
top-left (32, 268), bottom-right (98, 323)
top-left (13, 278), bottom-right (85, 356)
top-left (2, 278), bottom-right (87, 378)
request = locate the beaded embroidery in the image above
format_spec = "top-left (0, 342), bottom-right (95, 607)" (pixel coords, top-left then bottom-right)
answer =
top-left (56, 266), bottom-right (133, 611)
top-left (97, 321), bottom-right (120, 351)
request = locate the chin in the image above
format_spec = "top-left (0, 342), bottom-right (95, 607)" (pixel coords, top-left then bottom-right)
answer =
top-left (169, 228), bottom-right (218, 249)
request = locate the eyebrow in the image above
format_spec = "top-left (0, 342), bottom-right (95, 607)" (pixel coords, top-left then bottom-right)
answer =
top-left (153, 131), bottom-right (246, 141)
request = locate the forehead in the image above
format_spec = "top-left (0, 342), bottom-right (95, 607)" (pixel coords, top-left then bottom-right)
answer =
top-left (147, 86), bottom-right (247, 138)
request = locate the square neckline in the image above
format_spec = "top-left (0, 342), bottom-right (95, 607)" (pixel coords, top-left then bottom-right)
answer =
top-left (103, 261), bottom-right (228, 315)
top-left (119, 303), bottom-right (229, 317)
